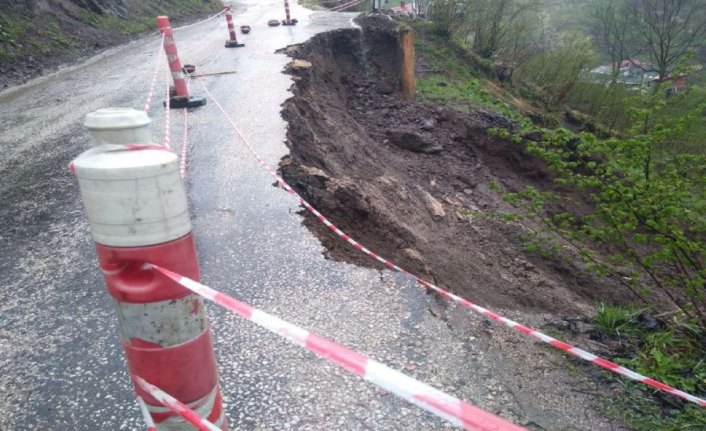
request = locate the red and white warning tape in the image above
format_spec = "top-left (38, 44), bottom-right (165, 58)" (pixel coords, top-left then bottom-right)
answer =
top-left (180, 108), bottom-right (189, 178)
top-left (172, 9), bottom-right (226, 32)
top-left (144, 33), bottom-right (166, 113)
top-left (197, 79), bottom-right (706, 408)
top-left (163, 64), bottom-right (172, 150)
top-left (330, 0), bottom-right (366, 12)
top-left (137, 396), bottom-right (158, 431)
top-left (133, 377), bottom-right (221, 431)
top-left (151, 265), bottom-right (526, 431)
top-left (181, 18), bottom-right (228, 67)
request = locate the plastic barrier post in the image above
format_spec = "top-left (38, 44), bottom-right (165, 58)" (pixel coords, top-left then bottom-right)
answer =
top-left (84, 108), bottom-right (153, 146)
top-left (282, 0), bottom-right (297, 26)
top-left (223, 5), bottom-right (244, 48)
top-left (156, 16), bottom-right (207, 109)
top-left (72, 108), bottom-right (227, 430)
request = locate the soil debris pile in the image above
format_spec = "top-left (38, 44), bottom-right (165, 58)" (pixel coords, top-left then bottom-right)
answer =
top-left (281, 15), bottom-right (627, 316)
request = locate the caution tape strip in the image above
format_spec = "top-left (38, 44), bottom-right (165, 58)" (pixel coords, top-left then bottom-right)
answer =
top-left (151, 264), bottom-right (525, 431)
top-left (199, 47), bottom-right (227, 75)
top-left (163, 62), bottom-right (172, 150)
top-left (180, 17), bottom-right (229, 67)
top-left (197, 78), bottom-right (706, 408)
top-left (136, 396), bottom-right (158, 431)
top-left (180, 108), bottom-right (189, 178)
top-left (330, 0), bottom-right (366, 12)
top-left (144, 33), bottom-right (166, 113)
top-left (172, 10), bottom-right (226, 32)
top-left (133, 377), bottom-right (221, 431)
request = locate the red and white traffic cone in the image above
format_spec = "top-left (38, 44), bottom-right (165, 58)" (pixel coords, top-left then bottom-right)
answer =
top-left (73, 108), bottom-right (227, 430)
top-left (222, 2), bottom-right (244, 48)
top-left (282, 0), bottom-right (297, 26)
top-left (156, 16), bottom-right (206, 109)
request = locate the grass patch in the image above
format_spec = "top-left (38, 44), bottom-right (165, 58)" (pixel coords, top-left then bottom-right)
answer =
top-left (412, 22), bottom-right (538, 126)
top-left (45, 21), bottom-right (78, 48)
top-left (592, 305), bottom-right (706, 429)
top-left (595, 303), bottom-right (643, 337)
top-left (0, 12), bottom-right (27, 62)
top-left (97, 15), bottom-right (150, 36)
top-left (77, 9), bottom-right (100, 26)
top-left (1, 15), bottom-right (77, 62)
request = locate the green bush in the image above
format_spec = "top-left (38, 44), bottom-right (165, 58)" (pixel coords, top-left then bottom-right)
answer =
top-left (592, 306), bottom-right (706, 429)
top-left (496, 96), bottom-right (706, 328)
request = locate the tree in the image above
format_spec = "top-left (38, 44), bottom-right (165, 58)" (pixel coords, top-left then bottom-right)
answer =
top-left (416, 0), bottom-right (435, 19)
top-left (628, 0), bottom-right (706, 82)
top-left (590, 0), bottom-right (632, 83)
top-left (428, 0), bottom-right (471, 38)
top-left (514, 32), bottom-right (596, 106)
top-left (493, 98), bottom-right (706, 329)
top-left (463, 0), bottom-right (540, 59)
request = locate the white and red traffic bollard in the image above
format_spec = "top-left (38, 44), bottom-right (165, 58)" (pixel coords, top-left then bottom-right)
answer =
top-left (282, 0), bottom-right (297, 26)
top-left (73, 108), bottom-right (227, 430)
top-left (222, 2), bottom-right (244, 48)
top-left (156, 16), bottom-right (206, 109)
top-left (83, 107), bottom-right (153, 146)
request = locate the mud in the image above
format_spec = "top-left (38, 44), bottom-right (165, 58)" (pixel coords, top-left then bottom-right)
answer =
top-left (280, 15), bottom-right (631, 316)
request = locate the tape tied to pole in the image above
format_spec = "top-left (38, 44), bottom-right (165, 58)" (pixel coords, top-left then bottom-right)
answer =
top-left (149, 264), bottom-right (527, 431)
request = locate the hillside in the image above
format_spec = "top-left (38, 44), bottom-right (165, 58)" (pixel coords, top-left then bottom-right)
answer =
top-left (0, 0), bottom-right (222, 88)
top-left (281, 11), bottom-right (706, 429)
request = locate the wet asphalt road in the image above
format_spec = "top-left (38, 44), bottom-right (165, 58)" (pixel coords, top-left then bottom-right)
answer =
top-left (0, 1), bottom-right (626, 430)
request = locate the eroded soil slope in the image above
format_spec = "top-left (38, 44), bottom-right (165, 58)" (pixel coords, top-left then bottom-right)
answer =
top-left (280, 16), bottom-right (630, 316)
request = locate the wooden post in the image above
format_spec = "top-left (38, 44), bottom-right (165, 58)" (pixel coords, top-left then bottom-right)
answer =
top-left (399, 29), bottom-right (416, 101)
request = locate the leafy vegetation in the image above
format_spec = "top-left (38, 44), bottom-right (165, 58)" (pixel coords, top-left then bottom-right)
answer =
top-left (416, 2), bottom-right (706, 427)
top-left (0, 12), bottom-right (27, 62)
top-left (593, 305), bottom-right (706, 430)
top-left (595, 303), bottom-right (643, 337)
top-left (512, 32), bottom-right (596, 107)
top-left (494, 95), bottom-right (706, 327)
top-left (486, 92), bottom-right (706, 427)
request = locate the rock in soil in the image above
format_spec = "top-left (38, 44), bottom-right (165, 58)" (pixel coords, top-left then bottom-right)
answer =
top-left (386, 129), bottom-right (443, 154)
top-left (419, 188), bottom-right (446, 221)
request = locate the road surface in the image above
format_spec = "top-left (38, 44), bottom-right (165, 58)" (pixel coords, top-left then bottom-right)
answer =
top-left (0, 1), bottom-right (624, 429)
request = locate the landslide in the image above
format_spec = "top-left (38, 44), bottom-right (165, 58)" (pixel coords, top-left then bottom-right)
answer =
top-left (0, 0), bottom-right (222, 88)
top-left (280, 15), bottom-right (629, 316)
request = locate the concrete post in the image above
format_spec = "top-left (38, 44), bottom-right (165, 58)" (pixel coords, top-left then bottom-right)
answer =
top-left (156, 16), bottom-right (206, 109)
top-left (73, 108), bottom-right (226, 430)
top-left (399, 29), bottom-right (416, 101)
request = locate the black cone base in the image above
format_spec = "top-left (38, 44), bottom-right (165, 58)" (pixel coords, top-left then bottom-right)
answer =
top-left (165, 96), bottom-right (207, 109)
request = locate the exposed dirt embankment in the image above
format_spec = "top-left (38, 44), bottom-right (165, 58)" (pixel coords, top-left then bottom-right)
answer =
top-left (0, 0), bottom-right (221, 88)
top-left (280, 15), bottom-right (629, 316)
